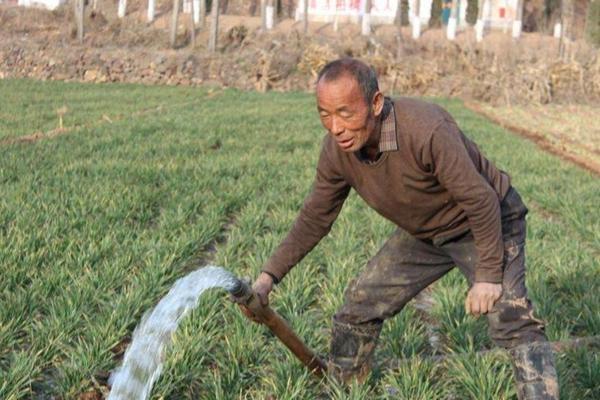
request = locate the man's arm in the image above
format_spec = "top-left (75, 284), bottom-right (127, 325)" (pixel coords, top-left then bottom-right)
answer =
top-left (425, 117), bottom-right (504, 315)
top-left (254, 141), bottom-right (350, 305)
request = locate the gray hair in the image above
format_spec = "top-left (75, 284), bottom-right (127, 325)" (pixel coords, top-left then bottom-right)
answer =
top-left (316, 58), bottom-right (379, 106)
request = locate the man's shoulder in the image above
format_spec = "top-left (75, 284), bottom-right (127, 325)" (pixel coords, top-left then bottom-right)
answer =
top-left (390, 97), bottom-right (451, 147)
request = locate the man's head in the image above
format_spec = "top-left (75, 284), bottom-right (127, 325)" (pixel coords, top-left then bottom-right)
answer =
top-left (316, 58), bottom-right (384, 154)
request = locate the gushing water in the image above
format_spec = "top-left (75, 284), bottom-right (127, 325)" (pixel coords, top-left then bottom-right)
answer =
top-left (108, 265), bottom-right (239, 400)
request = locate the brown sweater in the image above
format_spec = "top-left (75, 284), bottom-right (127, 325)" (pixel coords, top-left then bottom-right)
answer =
top-left (263, 97), bottom-right (511, 284)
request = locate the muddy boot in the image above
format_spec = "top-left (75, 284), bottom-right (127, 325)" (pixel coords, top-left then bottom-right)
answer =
top-left (509, 341), bottom-right (560, 400)
top-left (328, 319), bottom-right (381, 385)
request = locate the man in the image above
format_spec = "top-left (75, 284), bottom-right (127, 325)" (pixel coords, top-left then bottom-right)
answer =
top-left (251, 58), bottom-right (558, 399)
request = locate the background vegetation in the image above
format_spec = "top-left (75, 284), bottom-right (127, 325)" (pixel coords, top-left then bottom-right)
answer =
top-left (0, 79), bottom-right (598, 399)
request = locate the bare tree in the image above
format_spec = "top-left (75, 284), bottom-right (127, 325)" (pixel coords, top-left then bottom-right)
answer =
top-left (118, 0), bottom-right (127, 18)
top-left (261, 0), bottom-right (267, 31)
top-left (209, 0), bottom-right (220, 52)
top-left (411, 0), bottom-right (421, 39)
top-left (170, 0), bottom-right (180, 48)
top-left (74, 0), bottom-right (84, 43)
top-left (512, 0), bottom-right (523, 38)
top-left (148, 0), bottom-right (156, 22)
top-left (266, 0), bottom-right (275, 30)
top-left (198, 0), bottom-right (206, 28)
top-left (303, 0), bottom-right (309, 35)
top-left (475, 0), bottom-right (485, 42)
top-left (362, 0), bottom-right (372, 36)
top-left (395, 0), bottom-right (404, 60)
top-left (190, 0), bottom-right (196, 47)
top-left (447, 0), bottom-right (458, 40)
top-left (559, 0), bottom-right (574, 59)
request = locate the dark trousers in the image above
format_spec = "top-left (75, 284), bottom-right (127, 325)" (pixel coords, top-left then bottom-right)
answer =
top-left (334, 188), bottom-right (547, 349)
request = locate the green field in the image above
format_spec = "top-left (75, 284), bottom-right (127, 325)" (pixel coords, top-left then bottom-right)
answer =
top-left (0, 79), bottom-right (598, 399)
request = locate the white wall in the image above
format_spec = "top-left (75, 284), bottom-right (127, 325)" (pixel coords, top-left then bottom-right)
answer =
top-left (18, 0), bottom-right (66, 10)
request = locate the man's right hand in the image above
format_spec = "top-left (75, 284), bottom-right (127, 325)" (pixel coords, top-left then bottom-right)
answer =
top-left (252, 272), bottom-right (274, 306)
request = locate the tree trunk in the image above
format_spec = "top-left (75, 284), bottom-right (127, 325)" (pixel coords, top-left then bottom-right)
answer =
top-left (261, 0), bottom-right (267, 31)
top-left (74, 0), bottom-right (84, 43)
top-left (411, 0), bottom-right (421, 39)
top-left (395, 0), bottom-right (403, 59)
top-left (512, 0), bottom-right (523, 38)
top-left (198, 0), bottom-right (206, 28)
top-left (447, 0), bottom-right (459, 39)
top-left (118, 0), bottom-right (127, 18)
top-left (303, 0), bottom-right (309, 34)
top-left (559, 0), bottom-right (574, 59)
top-left (209, 0), bottom-right (220, 52)
top-left (362, 0), bottom-right (372, 36)
top-left (170, 0), bottom-right (180, 48)
top-left (148, 0), bottom-right (155, 22)
top-left (190, 0), bottom-right (196, 47)
top-left (266, 0), bottom-right (275, 30)
top-left (475, 0), bottom-right (485, 42)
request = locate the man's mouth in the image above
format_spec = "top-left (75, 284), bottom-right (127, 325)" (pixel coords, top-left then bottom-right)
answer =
top-left (337, 137), bottom-right (354, 150)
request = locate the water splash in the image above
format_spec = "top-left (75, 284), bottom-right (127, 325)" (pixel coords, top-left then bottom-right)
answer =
top-left (108, 265), bottom-right (239, 400)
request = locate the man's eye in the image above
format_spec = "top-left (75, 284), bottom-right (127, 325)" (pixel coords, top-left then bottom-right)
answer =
top-left (340, 112), bottom-right (352, 118)
top-left (319, 113), bottom-right (330, 118)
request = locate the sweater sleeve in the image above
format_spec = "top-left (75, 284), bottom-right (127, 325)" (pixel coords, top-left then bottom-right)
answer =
top-left (262, 141), bottom-right (351, 283)
top-left (426, 118), bottom-right (504, 283)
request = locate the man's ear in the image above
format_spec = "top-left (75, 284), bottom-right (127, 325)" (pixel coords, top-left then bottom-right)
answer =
top-left (372, 91), bottom-right (384, 117)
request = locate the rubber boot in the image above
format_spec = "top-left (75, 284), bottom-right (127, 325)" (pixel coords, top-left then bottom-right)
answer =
top-left (328, 319), bottom-right (381, 384)
top-left (509, 341), bottom-right (560, 400)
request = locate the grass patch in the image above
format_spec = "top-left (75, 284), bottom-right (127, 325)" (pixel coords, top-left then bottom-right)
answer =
top-left (0, 80), bottom-right (598, 398)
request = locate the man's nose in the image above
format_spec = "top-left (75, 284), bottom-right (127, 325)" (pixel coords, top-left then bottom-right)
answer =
top-left (330, 117), bottom-right (344, 136)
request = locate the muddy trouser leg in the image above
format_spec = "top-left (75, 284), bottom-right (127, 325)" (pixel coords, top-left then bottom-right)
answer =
top-left (443, 188), bottom-right (559, 399)
top-left (330, 229), bottom-right (455, 383)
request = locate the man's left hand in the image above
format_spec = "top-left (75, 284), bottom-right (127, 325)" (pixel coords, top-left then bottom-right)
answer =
top-left (465, 282), bottom-right (503, 317)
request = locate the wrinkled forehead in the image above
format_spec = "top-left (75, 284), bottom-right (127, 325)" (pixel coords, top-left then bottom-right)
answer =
top-left (316, 75), bottom-right (366, 109)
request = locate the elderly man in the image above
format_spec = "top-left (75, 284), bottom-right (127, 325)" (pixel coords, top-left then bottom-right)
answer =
top-left (251, 58), bottom-right (558, 399)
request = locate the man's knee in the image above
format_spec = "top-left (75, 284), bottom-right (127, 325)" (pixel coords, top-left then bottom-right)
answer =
top-left (487, 293), bottom-right (547, 348)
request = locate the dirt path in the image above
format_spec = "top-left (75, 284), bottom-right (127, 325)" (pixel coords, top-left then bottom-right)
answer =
top-left (465, 101), bottom-right (600, 176)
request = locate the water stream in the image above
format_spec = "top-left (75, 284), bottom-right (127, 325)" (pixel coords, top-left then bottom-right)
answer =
top-left (107, 265), bottom-right (239, 400)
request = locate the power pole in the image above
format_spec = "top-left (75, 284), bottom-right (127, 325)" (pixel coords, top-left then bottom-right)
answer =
top-left (209, 0), bottom-right (220, 52)
top-left (170, 0), bottom-right (180, 48)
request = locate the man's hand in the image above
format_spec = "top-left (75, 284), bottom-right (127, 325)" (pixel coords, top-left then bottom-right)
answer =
top-left (252, 272), bottom-right (274, 306)
top-left (465, 282), bottom-right (502, 317)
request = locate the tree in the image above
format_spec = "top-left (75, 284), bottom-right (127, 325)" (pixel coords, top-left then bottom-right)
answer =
top-left (559, 0), bottom-right (575, 58)
top-left (362, 0), bottom-right (372, 36)
top-left (447, 0), bottom-right (458, 39)
top-left (475, 0), bottom-right (486, 42)
top-left (209, 0), bottom-right (220, 52)
top-left (170, 0), bottom-right (180, 48)
top-left (118, 0), bottom-right (127, 18)
top-left (148, 0), bottom-right (155, 22)
top-left (189, 0), bottom-right (196, 47)
top-left (396, 0), bottom-right (404, 59)
top-left (411, 0), bottom-right (421, 39)
top-left (73, 0), bottom-right (84, 43)
top-left (303, 0), bottom-right (309, 35)
top-left (512, 0), bottom-right (524, 38)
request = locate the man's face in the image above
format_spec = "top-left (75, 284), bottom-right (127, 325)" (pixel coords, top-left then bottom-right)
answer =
top-left (316, 74), bottom-right (382, 153)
